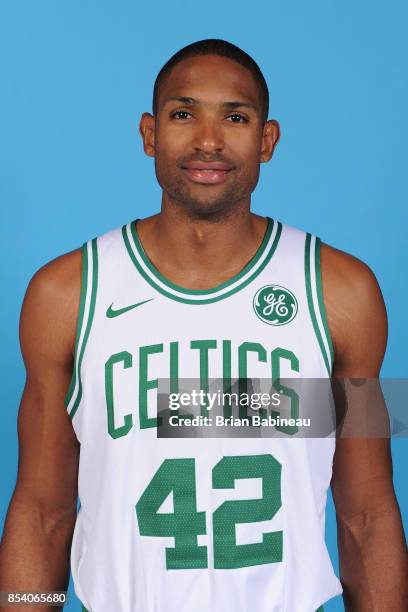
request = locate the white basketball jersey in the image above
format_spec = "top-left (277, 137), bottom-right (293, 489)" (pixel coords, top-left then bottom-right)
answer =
top-left (65, 217), bottom-right (343, 612)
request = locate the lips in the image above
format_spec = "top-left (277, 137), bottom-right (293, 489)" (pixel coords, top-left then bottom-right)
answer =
top-left (181, 161), bottom-right (233, 184)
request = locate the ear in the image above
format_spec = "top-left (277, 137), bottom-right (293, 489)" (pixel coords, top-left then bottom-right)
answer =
top-left (139, 112), bottom-right (156, 157)
top-left (260, 119), bottom-right (280, 163)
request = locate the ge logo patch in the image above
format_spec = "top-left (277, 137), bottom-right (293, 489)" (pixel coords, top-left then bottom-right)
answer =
top-left (253, 285), bottom-right (298, 326)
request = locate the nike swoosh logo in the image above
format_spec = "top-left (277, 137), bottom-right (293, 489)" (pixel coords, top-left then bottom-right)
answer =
top-left (106, 299), bottom-right (154, 318)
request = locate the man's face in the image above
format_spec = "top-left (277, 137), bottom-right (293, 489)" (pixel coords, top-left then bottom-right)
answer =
top-left (140, 54), bottom-right (279, 219)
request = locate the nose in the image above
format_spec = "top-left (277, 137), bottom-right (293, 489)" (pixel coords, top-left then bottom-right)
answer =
top-left (191, 117), bottom-right (224, 153)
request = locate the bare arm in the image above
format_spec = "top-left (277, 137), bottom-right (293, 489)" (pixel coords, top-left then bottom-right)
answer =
top-left (0, 249), bottom-right (82, 611)
top-left (322, 243), bottom-right (408, 611)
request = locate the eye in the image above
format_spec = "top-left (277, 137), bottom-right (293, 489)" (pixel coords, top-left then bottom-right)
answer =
top-left (227, 114), bottom-right (249, 123)
top-left (170, 110), bottom-right (192, 120)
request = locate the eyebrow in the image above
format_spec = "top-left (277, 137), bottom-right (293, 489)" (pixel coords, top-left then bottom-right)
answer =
top-left (164, 96), bottom-right (257, 111)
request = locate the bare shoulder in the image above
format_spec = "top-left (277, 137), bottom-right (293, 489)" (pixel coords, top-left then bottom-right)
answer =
top-left (319, 242), bottom-right (388, 375)
top-left (26, 248), bottom-right (82, 298)
top-left (320, 242), bottom-right (383, 312)
top-left (20, 248), bottom-right (83, 369)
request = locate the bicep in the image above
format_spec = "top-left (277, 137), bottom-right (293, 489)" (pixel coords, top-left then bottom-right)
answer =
top-left (15, 372), bottom-right (79, 515)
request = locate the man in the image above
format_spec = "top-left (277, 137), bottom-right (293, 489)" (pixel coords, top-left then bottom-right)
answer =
top-left (0, 39), bottom-right (406, 612)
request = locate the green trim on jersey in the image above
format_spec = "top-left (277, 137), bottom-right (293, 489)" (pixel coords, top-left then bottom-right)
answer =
top-left (64, 242), bottom-right (88, 408)
top-left (122, 218), bottom-right (282, 305)
top-left (315, 237), bottom-right (335, 368)
top-left (65, 238), bottom-right (99, 419)
top-left (304, 233), bottom-right (334, 376)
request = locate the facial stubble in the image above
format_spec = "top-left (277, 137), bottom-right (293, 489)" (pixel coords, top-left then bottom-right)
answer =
top-left (155, 159), bottom-right (261, 221)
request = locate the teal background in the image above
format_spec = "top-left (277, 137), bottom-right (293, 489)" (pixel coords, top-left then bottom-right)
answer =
top-left (1, 1), bottom-right (407, 610)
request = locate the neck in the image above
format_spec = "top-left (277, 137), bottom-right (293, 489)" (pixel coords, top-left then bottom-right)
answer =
top-left (135, 197), bottom-right (268, 290)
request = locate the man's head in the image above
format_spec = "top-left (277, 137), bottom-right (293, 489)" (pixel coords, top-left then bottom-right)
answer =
top-left (140, 39), bottom-right (280, 220)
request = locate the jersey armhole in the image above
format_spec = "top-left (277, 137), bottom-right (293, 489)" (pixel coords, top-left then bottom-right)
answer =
top-left (304, 233), bottom-right (335, 376)
top-left (64, 238), bottom-right (99, 419)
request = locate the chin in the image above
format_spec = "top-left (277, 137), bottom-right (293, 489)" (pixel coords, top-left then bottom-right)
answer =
top-left (173, 187), bottom-right (241, 219)
top-left (183, 198), bottom-right (239, 221)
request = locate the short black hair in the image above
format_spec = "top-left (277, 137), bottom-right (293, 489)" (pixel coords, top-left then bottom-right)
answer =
top-left (152, 38), bottom-right (269, 123)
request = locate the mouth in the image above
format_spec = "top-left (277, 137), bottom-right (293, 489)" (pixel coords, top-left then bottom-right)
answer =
top-left (181, 161), bottom-right (234, 185)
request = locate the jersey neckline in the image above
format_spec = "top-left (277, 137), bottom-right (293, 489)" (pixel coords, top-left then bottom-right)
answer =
top-left (121, 217), bottom-right (282, 305)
